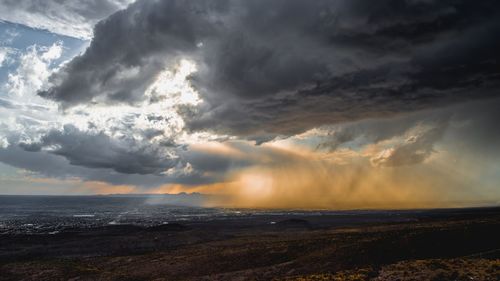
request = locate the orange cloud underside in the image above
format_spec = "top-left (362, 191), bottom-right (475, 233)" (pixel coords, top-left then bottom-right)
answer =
top-left (25, 141), bottom-right (491, 209)
top-left (151, 142), bottom-right (487, 209)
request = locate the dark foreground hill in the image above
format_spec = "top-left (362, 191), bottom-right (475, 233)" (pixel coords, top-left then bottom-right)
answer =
top-left (1, 207), bottom-right (500, 280)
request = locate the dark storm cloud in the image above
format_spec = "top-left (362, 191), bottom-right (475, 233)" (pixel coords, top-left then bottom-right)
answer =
top-left (317, 107), bottom-right (453, 152)
top-left (1, 125), bottom-right (255, 186)
top-left (40, 0), bottom-right (500, 140)
top-left (371, 120), bottom-right (449, 167)
top-left (19, 124), bottom-right (179, 175)
top-left (40, 0), bottom-right (222, 105)
top-left (0, 136), bottom-right (231, 188)
top-left (181, 145), bottom-right (253, 174)
top-left (318, 97), bottom-right (500, 167)
top-left (0, 142), bottom-right (166, 186)
top-left (445, 98), bottom-right (500, 156)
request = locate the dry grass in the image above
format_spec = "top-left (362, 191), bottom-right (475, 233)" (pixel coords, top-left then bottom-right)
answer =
top-left (281, 259), bottom-right (500, 281)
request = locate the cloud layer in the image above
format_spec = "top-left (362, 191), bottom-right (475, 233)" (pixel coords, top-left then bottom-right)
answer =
top-left (0, 1), bottom-right (499, 207)
top-left (40, 0), bottom-right (500, 139)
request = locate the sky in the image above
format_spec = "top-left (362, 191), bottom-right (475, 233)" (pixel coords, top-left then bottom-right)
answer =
top-left (0, 0), bottom-right (499, 209)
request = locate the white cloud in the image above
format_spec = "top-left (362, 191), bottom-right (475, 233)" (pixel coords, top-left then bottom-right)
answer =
top-left (0, 49), bottom-right (6, 67)
top-left (0, 137), bottom-right (8, 149)
top-left (0, 0), bottom-right (135, 39)
top-left (7, 43), bottom-right (62, 98)
top-left (0, 47), bottom-right (14, 67)
top-left (0, 42), bottom-right (64, 150)
top-left (0, 45), bottom-right (223, 183)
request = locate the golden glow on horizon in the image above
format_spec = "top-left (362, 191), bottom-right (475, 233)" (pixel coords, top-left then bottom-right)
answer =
top-left (239, 170), bottom-right (274, 200)
top-left (17, 139), bottom-right (495, 209)
top-left (144, 142), bottom-right (490, 209)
